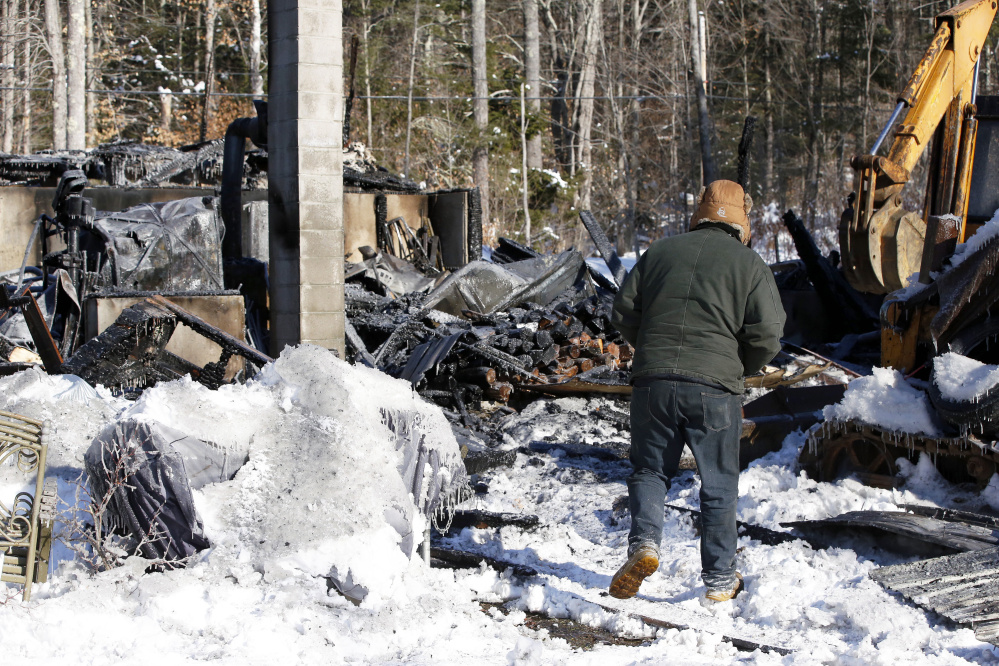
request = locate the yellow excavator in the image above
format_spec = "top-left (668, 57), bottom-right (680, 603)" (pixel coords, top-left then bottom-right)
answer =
top-left (801, 1), bottom-right (999, 489)
top-left (842, 0), bottom-right (996, 295)
top-left (839, 0), bottom-right (998, 372)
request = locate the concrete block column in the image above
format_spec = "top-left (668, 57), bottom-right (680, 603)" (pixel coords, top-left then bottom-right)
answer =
top-left (268, 0), bottom-right (345, 357)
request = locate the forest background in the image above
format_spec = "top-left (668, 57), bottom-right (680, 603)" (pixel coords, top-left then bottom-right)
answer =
top-left (1, 0), bottom-right (998, 256)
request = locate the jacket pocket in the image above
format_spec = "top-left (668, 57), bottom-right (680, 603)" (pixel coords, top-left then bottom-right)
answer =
top-left (631, 387), bottom-right (652, 430)
top-left (701, 392), bottom-right (730, 432)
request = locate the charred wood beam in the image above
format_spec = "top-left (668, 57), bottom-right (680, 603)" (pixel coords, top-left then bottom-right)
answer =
top-left (149, 295), bottom-right (273, 367)
top-left (737, 116), bottom-right (757, 191)
top-left (459, 342), bottom-right (532, 377)
top-left (526, 440), bottom-right (625, 462)
top-left (782, 209), bottom-right (878, 336)
top-left (456, 366), bottom-right (496, 388)
top-left (446, 509), bottom-right (540, 532)
top-left (666, 504), bottom-right (805, 548)
top-left (462, 447), bottom-right (517, 474)
top-left (429, 547), bottom-right (539, 578)
top-left (0, 287), bottom-right (63, 373)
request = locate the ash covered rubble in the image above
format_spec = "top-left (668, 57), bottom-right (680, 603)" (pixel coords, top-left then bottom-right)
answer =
top-left (344, 236), bottom-right (637, 474)
top-left (341, 224), bottom-right (859, 483)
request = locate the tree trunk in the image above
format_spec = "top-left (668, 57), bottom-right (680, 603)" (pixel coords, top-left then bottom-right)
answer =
top-left (404, 0), bottom-right (420, 176)
top-left (194, 10), bottom-right (201, 82)
top-left (20, 29), bottom-right (31, 154)
top-left (160, 91), bottom-right (172, 138)
top-left (43, 0), bottom-right (66, 150)
top-left (66, 0), bottom-right (86, 149)
top-left (360, 0), bottom-right (373, 146)
top-left (85, 0), bottom-right (96, 141)
top-left (687, 0), bottom-right (716, 184)
top-left (520, 83), bottom-right (531, 242)
top-left (524, 0), bottom-right (541, 170)
top-left (802, 4), bottom-right (824, 228)
top-left (472, 0), bottom-right (489, 226)
top-left (199, 0), bottom-right (217, 142)
top-left (626, 0), bottom-right (647, 255)
top-left (763, 54), bottom-right (774, 204)
top-left (576, 0), bottom-right (601, 211)
top-left (2, 0), bottom-right (15, 153)
top-left (249, 0), bottom-right (263, 96)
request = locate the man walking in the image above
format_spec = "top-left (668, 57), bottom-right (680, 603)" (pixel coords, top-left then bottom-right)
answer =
top-left (608, 180), bottom-right (785, 602)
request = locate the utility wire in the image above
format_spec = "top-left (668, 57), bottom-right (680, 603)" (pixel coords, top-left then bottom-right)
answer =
top-left (0, 86), bottom-right (865, 108)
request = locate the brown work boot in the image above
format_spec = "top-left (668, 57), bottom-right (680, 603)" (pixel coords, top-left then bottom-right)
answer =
top-left (704, 572), bottom-right (744, 602)
top-left (608, 544), bottom-right (660, 599)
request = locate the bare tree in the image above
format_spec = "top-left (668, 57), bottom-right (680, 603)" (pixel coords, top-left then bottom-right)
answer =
top-left (67, 0), bottom-right (86, 149)
top-left (472, 0), bottom-right (489, 225)
top-left (249, 0), bottom-right (263, 96)
top-left (687, 0), bottom-right (715, 184)
top-left (43, 0), bottom-right (66, 149)
top-left (20, 18), bottom-right (34, 154)
top-left (575, 0), bottom-right (600, 210)
top-left (404, 0), bottom-right (421, 176)
top-left (524, 0), bottom-right (541, 170)
top-left (85, 0), bottom-right (95, 140)
top-left (359, 0), bottom-right (374, 146)
top-left (199, 0), bottom-right (217, 142)
top-left (2, 0), bottom-right (17, 152)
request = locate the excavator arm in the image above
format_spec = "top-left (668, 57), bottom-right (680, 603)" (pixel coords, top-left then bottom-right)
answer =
top-left (841, 0), bottom-right (997, 294)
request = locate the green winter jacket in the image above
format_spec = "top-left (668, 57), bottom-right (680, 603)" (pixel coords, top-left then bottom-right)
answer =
top-left (611, 224), bottom-right (786, 394)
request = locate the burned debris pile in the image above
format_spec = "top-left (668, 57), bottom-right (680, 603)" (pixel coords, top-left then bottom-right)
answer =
top-left (345, 241), bottom-right (634, 451)
top-left (0, 139), bottom-right (266, 188)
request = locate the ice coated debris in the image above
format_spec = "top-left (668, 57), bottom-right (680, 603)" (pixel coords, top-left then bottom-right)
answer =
top-left (3, 345), bottom-right (468, 605)
top-left (948, 208), bottom-right (999, 269)
top-left (822, 367), bottom-right (942, 437)
top-left (933, 351), bottom-right (999, 402)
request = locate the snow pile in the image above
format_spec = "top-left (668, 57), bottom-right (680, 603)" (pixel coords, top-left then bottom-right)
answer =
top-left (4, 362), bottom-right (999, 662)
top-left (0, 367), bottom-right (126, 469)
top-left (3, 347), bottom-right (468, 607)
top-left (983, 474), bottom-right (999, 512)
top-left (823, 367), bottom-right (942, 436)
top-left (933, 351), bottom-right (999, 401)
top-left (121, 344), bottom-right (467, 602)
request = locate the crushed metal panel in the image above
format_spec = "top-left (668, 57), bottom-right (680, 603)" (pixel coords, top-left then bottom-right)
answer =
top-left (871, 546), bottom-right (999, 646)
top-left (398, 333), bottom-right (463, 386)
top-left (0, 186), bottom-right (215, 272)
top-left (423, 261), bottom-right (529, 316)
top-left (491, 251), bottom-right (589, 312)
top-left (84, 293), bottom-right (246, 380)
top-left (87, 196), bottom-right (225, 292)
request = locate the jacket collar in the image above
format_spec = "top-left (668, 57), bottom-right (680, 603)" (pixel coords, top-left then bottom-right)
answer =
top-left (693, 222), bottom-right (742, 242)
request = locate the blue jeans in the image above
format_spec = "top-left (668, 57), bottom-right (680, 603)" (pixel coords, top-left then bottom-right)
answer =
top-left (627, 379), bottom-right (742, 590)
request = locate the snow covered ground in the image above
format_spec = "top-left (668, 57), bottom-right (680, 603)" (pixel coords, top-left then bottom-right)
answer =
top-left (2, 348), bottom-right (999, 664)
